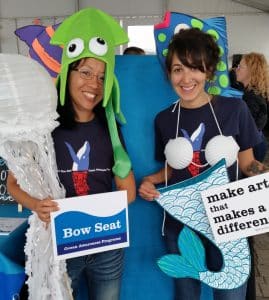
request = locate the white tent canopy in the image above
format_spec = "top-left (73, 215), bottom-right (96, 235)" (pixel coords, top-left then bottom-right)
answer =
top-left (0, 0), bottom-right (269, 63)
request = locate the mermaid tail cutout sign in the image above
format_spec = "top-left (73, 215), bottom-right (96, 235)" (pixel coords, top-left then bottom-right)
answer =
top-left (156, 160), bottom-right (250, 289)
top-left (154, 12), bottom-right (242, 98)
top-left (65, 141), bottom-right (90, 195)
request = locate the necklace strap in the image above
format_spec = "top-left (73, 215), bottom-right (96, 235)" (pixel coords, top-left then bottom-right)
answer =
top-left (208, 99), bottom-right (223, 135)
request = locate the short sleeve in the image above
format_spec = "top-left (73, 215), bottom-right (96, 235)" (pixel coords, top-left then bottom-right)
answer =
top-left (154, 116), bottom-right (166, 162)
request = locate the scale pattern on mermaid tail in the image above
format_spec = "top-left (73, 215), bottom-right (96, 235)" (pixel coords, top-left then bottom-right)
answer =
top-left (156, 160), bottom-right (250, 289)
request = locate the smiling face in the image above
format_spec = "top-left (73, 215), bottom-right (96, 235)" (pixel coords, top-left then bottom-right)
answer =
top-left (170, 55), bottom-right (209, 108)
top-left (68, 57), bottom-right (105, 122)
top-left (50, 7), bottom-right (129, 108)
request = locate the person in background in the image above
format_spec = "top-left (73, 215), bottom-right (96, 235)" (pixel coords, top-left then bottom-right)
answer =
top-left (229, 54), bottom-right (243, 90)
top-left (236, 52), bottom-right (269, 162)
top-left (235, 52), bottom-right (269, 300)
top-left (139, 28), bottom-right (268, 300)
top-left (8, 7), bottom-right (136, 300)
top-left (123, 46), bottom-right (145, 55)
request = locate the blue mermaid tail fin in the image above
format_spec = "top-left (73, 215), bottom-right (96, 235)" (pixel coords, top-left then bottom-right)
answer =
top-left (157, 254), bottom-right (200, 279)
top-left (158, 226), bottom-right (207, 279)
top-left (178, 226), bottom-right (207, 271)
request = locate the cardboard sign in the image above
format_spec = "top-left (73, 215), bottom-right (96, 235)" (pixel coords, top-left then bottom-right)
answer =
top-left (201, 172), bottom-right (269, 243)
top-left (51, 190), bottom-right (129, 260)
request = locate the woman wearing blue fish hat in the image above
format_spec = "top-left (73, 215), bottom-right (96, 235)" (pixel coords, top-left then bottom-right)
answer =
top-left (8, 7), bottom-right (136, 300)
top-left (138, 27), bottom-right (268, 300)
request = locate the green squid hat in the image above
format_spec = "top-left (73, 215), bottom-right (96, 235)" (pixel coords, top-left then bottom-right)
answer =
top-left (50, 7), bottom-right (131, 178)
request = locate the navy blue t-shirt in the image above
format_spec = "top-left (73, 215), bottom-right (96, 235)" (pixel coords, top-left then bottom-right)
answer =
top-left (154, 96), bottom-right (261, 234)
top-left (52, 117), bottom-right (115, 198)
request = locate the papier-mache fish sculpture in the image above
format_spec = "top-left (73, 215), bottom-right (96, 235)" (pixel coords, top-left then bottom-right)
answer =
top-left (15, 23), bottom-right (62, 80)
top-left (155, 159), bottom-right (250, 289)
top-left (0, 53), bottom-right (73, 300)
top-left (154, 11), bottom-right (242, 98)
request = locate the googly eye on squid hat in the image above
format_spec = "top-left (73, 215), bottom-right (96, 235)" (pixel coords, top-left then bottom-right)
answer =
top-left (50, 7), bottom-right (132, 178)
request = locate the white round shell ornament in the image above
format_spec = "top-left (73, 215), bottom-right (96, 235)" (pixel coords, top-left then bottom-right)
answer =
top-left (164, 137), bottom-right (193, 169)
top-left (205, 135), bottom-right (239, 167)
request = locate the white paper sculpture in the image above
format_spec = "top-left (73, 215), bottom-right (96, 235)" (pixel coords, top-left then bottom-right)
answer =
top-left (0, 54), bottom-right (73, 300)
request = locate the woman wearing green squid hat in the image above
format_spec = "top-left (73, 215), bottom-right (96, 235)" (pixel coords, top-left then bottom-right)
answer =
top-left (50, 7), bottom-right (136, 299)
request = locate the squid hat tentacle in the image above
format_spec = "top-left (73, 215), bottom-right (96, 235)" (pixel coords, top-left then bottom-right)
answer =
top-left (50, 7), bottom-right (131, 178)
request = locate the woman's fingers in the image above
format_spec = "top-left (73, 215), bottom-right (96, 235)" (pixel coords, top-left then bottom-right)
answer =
top-left (36, 198), bottom-right (59, 223)
top-left (138, 181), bottom-right (160, 201)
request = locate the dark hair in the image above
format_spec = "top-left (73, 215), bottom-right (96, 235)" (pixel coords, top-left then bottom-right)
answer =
top-left (123, 46), bottom-right (145, 55)
top-left (231, 54), bottom-right (242, 69)
top-left (56, 59), bottom-right (107, 129)
top-left (165, 28), bottom-right (220, 80)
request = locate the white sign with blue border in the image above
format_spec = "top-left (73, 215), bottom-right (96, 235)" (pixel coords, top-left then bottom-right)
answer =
top-left (50, 190), bottom-right (129, 260)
